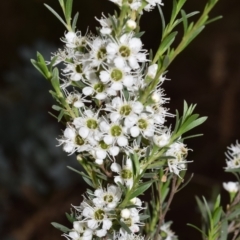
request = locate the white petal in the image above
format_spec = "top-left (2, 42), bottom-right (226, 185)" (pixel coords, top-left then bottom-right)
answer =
top-left (109, 146), bottom-right (120, 156)
top-left (117, 136), bottom-right (128, 146)
top-left (71, 72), bottom-right (82, 81)
top-left (132, 101), bottom-right (143, 113)
top-left (99, 71), bottom-right (110, 83)
top-left (111, 82), bottom-right (123, 90)
top-left (95, 158), bottom-right (104, 165)
top-left (106, 42), bottom-right (118, 55)
top-left (104, 135), bottom-right (114, 145)
top-left (130, 126), bottom-right (140, 137)
top-left (110, 112), bottom-right (121, 122)
top-left (73, 101), bottom-right (84, 108)
top-left (114, 56), bottom-right (125, 68)
top-left (83, 87), bottom-right (93, 96)
top-left (73, 221), bottom-right (83, 232)
top-left (96, 149), bottom-right (107, 159)
top-left (114, 176), bottom-right (124, 185)
top-left (128, 56), bottom-right (139, 69)
top-left (137, 52), bottom-right (147, 62)
top-left (63, 143), bottom-right (75, 153)
top-left (64, 127), bottom-right (76, 139)
top-left (87, 219), bottom-right (98, 229)
top-left (102, 219), bottom-right (112, 230)
top-left (129, 38), bottom-right (142, 52)
top-left (96, 229), bottom-right (107, 237)
top-left (79, 127), bottom-right (89, 138)
top-left (123, 75), bottom-right (134, 87)
top-left (100, 121), bottom-right (110, 132)
top-left (111, 162), bottom-right (121, 173)
top-left (96, 93), bottom-right (106, 100)
top-left (69, 231), bottom-right (79, 240)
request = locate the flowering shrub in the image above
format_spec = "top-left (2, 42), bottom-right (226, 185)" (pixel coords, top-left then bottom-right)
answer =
top-left (32, 0), bottom-right (240, 239)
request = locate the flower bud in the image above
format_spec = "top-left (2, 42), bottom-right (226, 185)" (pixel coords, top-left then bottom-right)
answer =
top-left (127, 20), bottom-right (137, 30)
top-left (121, 209), bottom-right (131, 219)
top-left (223, 182), bottom-right (239, 193)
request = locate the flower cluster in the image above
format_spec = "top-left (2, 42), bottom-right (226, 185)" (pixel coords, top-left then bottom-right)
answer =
top-left (225, 141), bottom-right (240, 169)
top-left (56, 20), bottom-right (175, 168)
top-left (63, 184), bottom-right (143, 239)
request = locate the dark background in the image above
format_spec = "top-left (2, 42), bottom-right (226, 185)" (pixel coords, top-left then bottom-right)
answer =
top-left (0, 0), bottom-right (240, 239)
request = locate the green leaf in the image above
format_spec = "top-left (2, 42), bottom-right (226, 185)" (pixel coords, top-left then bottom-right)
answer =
top-left (67, 166), bottom-right (91, 179)
top-left (119, 221), bottom-right (132, 234)
top-left (44, 4), bottom-right (68, 29)
top-left (31, 59), bottom-right (48, 79)
top-left (181, 9), bottom-right (188, 34)
top-left (82, 176), bottom-right (94, 188)
top-left (65, 212), bottom-right (76, 223)
top-left (213, 194), bottom-right (221, 211)
top-left (72, 12), bottom-right (79, 31)
top-left (157, 5), bottom-right (165, 34)
top-left (65, 0), bottom-right (73, 25)
top-left (156, 31), bottom-right (178, 58)
top-left (129, 181), bottom-right (154, 199)
top-left (187, 223), bottom-right (208, 238)
top-left (213, 207), bottom-right (222, 226)
top-left (140, 214), bottom-right (150, 221)
top-left (52, 105), bottom-right (62, 111)
top-left (51, 222), bottom-right (71, 233)
top-left (220, 218), bottom-right (228, 240)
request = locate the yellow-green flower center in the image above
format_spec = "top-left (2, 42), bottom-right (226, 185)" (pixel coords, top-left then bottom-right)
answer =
top-left (121, 169), bottom-right (132, 179)
top-left (86, 119), bottom-right (98, 129)
top-left (75, 135), bottom-right (85, 146)
top-left (97, 47), bottom-right (107, 60)
top-left (94, 83), bottom-right (105, 93)
top-left (94, 209), bottom-right (105, 220)
top-left (138, 119), bottom-right (148, 130)
top-left (103, 194), bottom-right (114, 203)
top-left (99, 140), bottom-right (109, 150)
top-left (110, 125), bottom-right (122, 137)
top-left (119, 46), bottom-right (131, 58)
top-left (75, 64), bottom-right (83, 73)
top-left (111, 69), bottom-right (123, 81)
top-left (120, 105), bottom-right (132, 116)
top-left (233, 158), bottom-right (240, 167)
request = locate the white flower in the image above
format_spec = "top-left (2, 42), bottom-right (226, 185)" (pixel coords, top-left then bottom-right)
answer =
top-left (82, 73), bottom-right (117, 100)
top-left (120, 207), bottom-right (142, 233)
top-left (92, 140), bottom-right (120, 164)
top-left (129, 113), bottom-right (155, 138)
top-left (100, 120), bottom-right (129, 147)
top-left (99, 65), bottom-right (134, 91)
top-left (66, 91), bottom-right (89, 108)
top-left (73, 109), bottom-right (100, 140)
top-left (223, 182), bottom-right (239, 193)
top-left (144, 0), bottom-right (164, 12)
top-left (58, 126), bottom-right (91, 154)
top-left (225, 141), bottom-right (240, 169)
top-left (106, 97), bottom-right (143, 125)
top-left (166, 142), bottom-right (191, 177)
top-left (160, 222), bottom-right (178, 240)
top-left (96, 14), bottom-right (117, 35)
top-left (115, 232), bottom-right (145, 240)
top-left (106, 33), bottom-right (147, 70)
top-left (63, 221), bottom-right (93, 240)
top-left (92, 185), bottom-right (122, 211)
top-left (153, 130), bottom-right (171, 148)
top-left (81, 206), bottom-right (112, 236)
top-left (62, 61), bottom-right (90, 81)
top-left (111, 158), bottom-right (133, 188)
top-left (88, 37), bottom-right (108, 68)
top-left (63, 31), bottom-right (87, 49)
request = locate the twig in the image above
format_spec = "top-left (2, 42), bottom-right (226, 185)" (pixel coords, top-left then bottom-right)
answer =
top-left (153, 175), bottom-right (178, 240)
